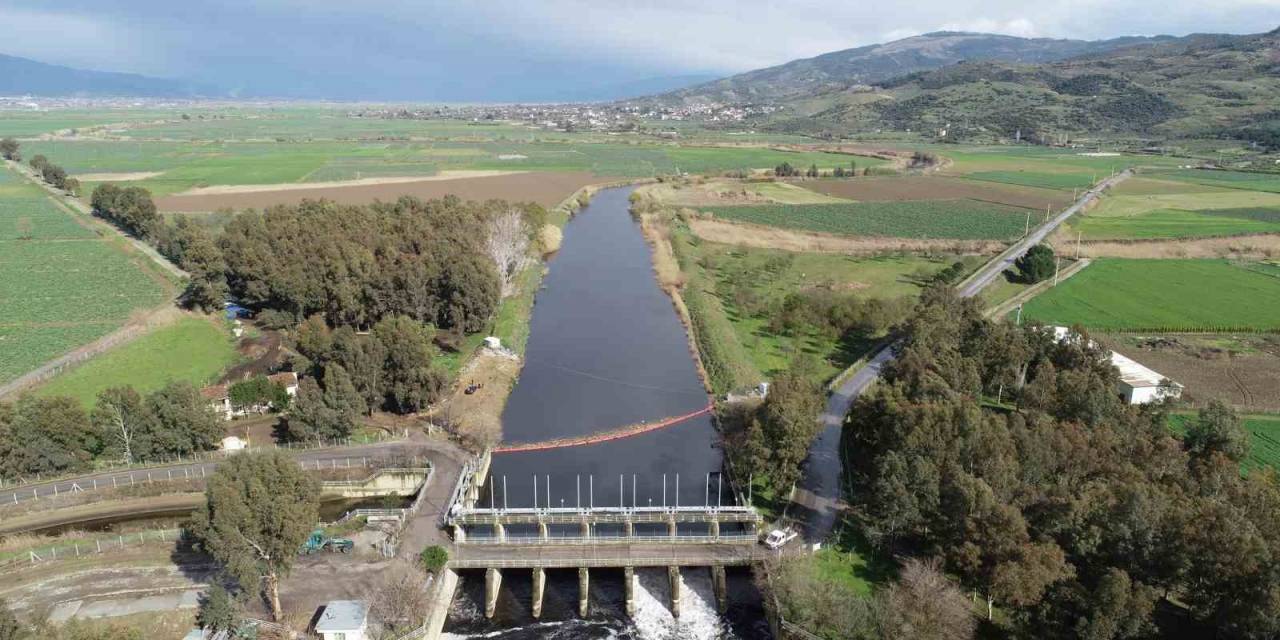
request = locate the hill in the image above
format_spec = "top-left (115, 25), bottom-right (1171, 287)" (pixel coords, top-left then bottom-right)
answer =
top-left (636, 29), bottom-right (1280, 146)
top-left (649, 32), bottom-right (1172, 105)
top-left (0, 53), bottom-right (213, 97)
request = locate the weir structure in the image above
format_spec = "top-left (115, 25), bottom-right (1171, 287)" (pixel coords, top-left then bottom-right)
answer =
top-left (446, 470), bottom-right (763, 619)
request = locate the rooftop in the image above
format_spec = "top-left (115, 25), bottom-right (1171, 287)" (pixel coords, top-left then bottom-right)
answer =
top-left (1110, 350), bottom-right (1180, 389)
top-left (315, 600), bottom-right (367, 632)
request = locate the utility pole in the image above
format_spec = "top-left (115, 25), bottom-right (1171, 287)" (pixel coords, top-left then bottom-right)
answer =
top-left (1015, 304), bottom-right (1023, 326)
top-left (1053, 256), bottom-right (1061, 286)
top-left (1024, 210), bottom-right (1030, 236)
top-left (1076, 231), bottom-right (1082, 259)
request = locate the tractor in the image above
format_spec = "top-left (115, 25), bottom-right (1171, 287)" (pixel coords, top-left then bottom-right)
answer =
top-left (299, 529), bottom-right (354, 555)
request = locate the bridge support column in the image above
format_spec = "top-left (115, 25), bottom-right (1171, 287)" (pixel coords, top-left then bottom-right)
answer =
top-left (484, 568), bottom-right (502, 619)
top-left (667, 517), bottom-right (678, 538)
top-left (495, 522), bottom-right (506, 542)
top-left (452, 524), bottom-right (467, 542)
top-left (624, 519), bottom-right (634, 537)
top-left (668, 566), bottom-right (682, 618)
top-left (710, 519), bottom-right (720, 540)
top-left (578, 567), bottom-right (590, 617)
top-left (711, 566), bottom-right (727, 613)
top-left (580, 521), bottom-right (591, 540)
top-left (532, 567), bottom-right (546, 619)
top-left (538, 520), bottom-right (549, 541)
top-left (624, 567), bottom-right (636, 617)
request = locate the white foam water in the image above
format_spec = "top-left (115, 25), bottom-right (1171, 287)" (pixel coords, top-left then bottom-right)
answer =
top-left (631, 568), bottom-right (736, 640)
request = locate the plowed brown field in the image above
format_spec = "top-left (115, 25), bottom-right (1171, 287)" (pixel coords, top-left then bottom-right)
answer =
top-left (155, 171), bottom-right (619, 211)
top-left (797, 176), bottom-right (1071, 210)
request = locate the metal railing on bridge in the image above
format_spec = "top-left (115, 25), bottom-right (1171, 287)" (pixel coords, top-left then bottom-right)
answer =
top-left (458, 533), bottom-right (758, 545)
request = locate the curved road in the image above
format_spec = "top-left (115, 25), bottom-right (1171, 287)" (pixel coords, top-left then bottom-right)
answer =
top-left (792, 169), bottom-right (1133, 541)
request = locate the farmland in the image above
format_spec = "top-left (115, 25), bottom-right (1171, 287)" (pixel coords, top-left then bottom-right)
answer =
top-left (1149, 169), bottom-right (1280, 194)
top-left (35, 316), bottom-right (237, 407)
top-left (0, 165), bottom-right (169, 386)
top-left (1169, 413), bottom-right (1280, 473)
top-left (1068, 175), bottom-right (1280, 240)
top-left (701, 199), bottom-right (1030, 240)
top-left (1021, 259), bottom-right (1280, 332)
top-left (796, 175), bottom-right (1071, 210)
top-left (966, 170), bottom-right (1096, 190)
top-left (22, 136), bottom-right (883, 199)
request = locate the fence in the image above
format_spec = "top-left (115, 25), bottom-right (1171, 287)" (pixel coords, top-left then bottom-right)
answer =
top-left (0, 431), bottom-right (406, 492)
top-left (0, 527), bottom-right (184, 572)
top-left (3, 455), bottom-right (415, 508)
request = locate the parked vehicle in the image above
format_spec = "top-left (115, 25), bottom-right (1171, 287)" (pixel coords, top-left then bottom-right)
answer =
top-left (300, 529), bottom-right (355, 554)
top-left (763, 527), bottom-right (797, 550)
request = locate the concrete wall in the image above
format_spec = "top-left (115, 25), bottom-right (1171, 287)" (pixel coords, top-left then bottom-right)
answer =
top-left (320, 468), bottom-right (429, 498)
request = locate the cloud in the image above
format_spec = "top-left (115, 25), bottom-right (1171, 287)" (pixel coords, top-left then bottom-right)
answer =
top-left (0, 0), bottom-right (1275, 100)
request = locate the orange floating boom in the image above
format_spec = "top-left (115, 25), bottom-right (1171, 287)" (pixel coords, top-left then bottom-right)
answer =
top-left (494, 403), bottom-right (714, 454)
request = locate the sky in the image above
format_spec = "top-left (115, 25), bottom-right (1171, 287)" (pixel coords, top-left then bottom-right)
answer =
top-left (0, 0), bottom-right (1277, 101)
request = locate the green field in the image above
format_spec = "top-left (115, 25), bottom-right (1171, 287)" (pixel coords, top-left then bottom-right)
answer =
top-left (0, 166), bottom-right (169, 385)
top-left (702, 199), bottom-right (1029, 240)
top-left (1151, 169), bottom-right (1280, 194)
top-left (967, 170), bottom-right (1096, 190)
top-left (35, 317), bottom-right (238, 407)
top-left (1021, 259), bottom-right (1280, 331)
top-left (1073, 207), bottom-right (1280, 239)
top-left (1169, 413), bottom-right (1280, 473)
top-left (25, 138), bottom-right (885, 196)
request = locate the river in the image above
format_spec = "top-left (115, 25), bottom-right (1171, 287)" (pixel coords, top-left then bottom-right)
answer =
top-left (443, 187), bottom-right (770, 639)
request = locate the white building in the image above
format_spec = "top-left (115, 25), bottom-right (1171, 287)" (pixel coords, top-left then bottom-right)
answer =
top-left (1051, 327), bottom-right (1182, 405)
top-left (1110, 350), bottom-right (1183, 405)
top-left (315, 600), bottom-right (368, 640)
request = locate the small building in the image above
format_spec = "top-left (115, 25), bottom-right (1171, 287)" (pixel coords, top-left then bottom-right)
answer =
top-left (220, 435), bottom-right (248, 451)
top-left (201, 384), bottom-right (234, 421)
top-left (267, 371), bottom-right (299, 397)
top-left (483, 336), bottom-right (502, 350)
top-left (1111, 350), bottom-right (1183, 405)
top-left (315, 600), bottom-right (368, 640)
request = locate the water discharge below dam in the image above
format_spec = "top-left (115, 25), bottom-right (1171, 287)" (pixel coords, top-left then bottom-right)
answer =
top-left (442, 187), bottom-right (769, 639)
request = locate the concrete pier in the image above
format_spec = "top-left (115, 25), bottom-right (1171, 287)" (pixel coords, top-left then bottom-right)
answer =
top-left (667, 518), bottom-right (678, 538)
top-left (710, 519), bottom-right (720, 540)
top-left (711, 566), bottom-right (727, 613)
top-left (494, 522), bottom-right (506, 542)
top-left (578, 567), bottom-right (590, 617)
top-left (668, 566), bottom-right (682, 618)
top-left (531, 567), bottom-right (546, 618)
top-left (624, 567), bottom-right (636, 616)
top-left (484, 568), bottom-right (502, 618)
top-left (538, 521), bottom-right (549, 540)
top-left (580, 521), bottom-right (591, 539)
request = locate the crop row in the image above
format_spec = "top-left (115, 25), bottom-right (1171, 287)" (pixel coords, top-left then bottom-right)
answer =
top-left (702, 199), bottom-right (1029, 240)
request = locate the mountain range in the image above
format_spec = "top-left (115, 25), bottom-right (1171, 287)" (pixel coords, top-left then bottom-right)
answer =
top-left (637, 29), bottom-right (1280, 145)
top-left (0, 53), bottom-right (217, 98)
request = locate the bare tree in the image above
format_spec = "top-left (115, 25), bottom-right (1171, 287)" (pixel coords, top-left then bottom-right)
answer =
top-left (90, 387), bottom-right (150, 465)
top-left (369, 565), bottom-right (432, 636)
top-left (485, 208), bottom-right (533, 298)
top-left (879, 558), bottom-right (975, 640)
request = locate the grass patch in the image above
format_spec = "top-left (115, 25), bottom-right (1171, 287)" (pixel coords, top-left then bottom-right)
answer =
top-left (35, 317), bottom-right (237, 407)
top-left (1021, 259), bottom-right (1280, 332)
top-left (1168, 412), bottom-right (1280, 473)
top-left (703, 199), bottom-right (1029, 240)
top-left (812, 517), bottom-right (896, 597)
top-left (1151, 169), bottom-right (1280, 194)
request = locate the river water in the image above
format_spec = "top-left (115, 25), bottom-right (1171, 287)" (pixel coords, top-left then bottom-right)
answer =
top-left (443, 187), bottom-right (770, 639)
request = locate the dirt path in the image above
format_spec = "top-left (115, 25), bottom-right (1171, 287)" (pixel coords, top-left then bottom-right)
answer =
top-left (687, 217), bottom-right (1004, 255)
top-left (174, 170), bottom-right (526, 196)
top-left (1049, 230), bottom-right (1280, 259)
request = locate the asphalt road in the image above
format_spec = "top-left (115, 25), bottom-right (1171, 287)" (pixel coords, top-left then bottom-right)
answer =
top-left (793, 170), bottom-right (1133, 543)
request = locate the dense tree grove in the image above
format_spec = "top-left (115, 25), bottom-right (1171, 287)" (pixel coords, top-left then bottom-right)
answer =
top-left (26, 153), bottom-right (75, 193)
top-left (842, 286), bottom-right (1280, 637)
top-left (285, 314), bottom-right (444, 432)
top-left (728, 356), bottom-right (825, 495)
top-left (91, 183), bottom-right (162, 239)
top-left (0, 383), bottom-right (222, 478)
top-left (219, 197), bottom-right (520, 331)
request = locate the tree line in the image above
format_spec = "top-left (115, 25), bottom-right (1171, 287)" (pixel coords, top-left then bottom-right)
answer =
top-left (773, 159), bottom-right (863, 178)
top-left (842, 286), bottom-right (1280, 638)
top-left (16, 146), bottom-right (80, 196)
top-left (0, 383), bottom-right (222, 479)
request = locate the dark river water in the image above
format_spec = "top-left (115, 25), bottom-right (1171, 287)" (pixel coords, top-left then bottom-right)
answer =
top-left (443, 187), bottom-right (770, 639)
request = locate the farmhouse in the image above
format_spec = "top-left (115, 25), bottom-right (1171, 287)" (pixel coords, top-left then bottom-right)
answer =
top-left (201, 372), bottom-right (299, 420)
top-left (1050, 327), bottom-right (1182, 405)
top-left (314, 600), bottom-right (368, 640)
top-left (1111, 350), bottom-right (1183, 405)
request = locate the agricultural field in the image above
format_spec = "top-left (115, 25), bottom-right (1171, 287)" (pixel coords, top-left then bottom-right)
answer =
top-left (1103, 333), bottom-right (1280, 412)
top-left (797, 175), bottom-right (1071, 210)
top-left (1148, 169), bottom-right (1280, 194)
top-left (35, 316), bottom-right (238, 407)
top-left (1021, 259), bottom-right (1280, 332)
top-left (0, 166), bottom-right (169, 385)
top-left (0, 109), bottom-right (179, 137)
top-left (1169, 413), bottom-right (1280, 473)
top-left (1069, 175), bottom-right (1280, 240)
top-left (701, 199), bottom-right (1030, 240)
top-left (24, 135), bottom-right (883, 198)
